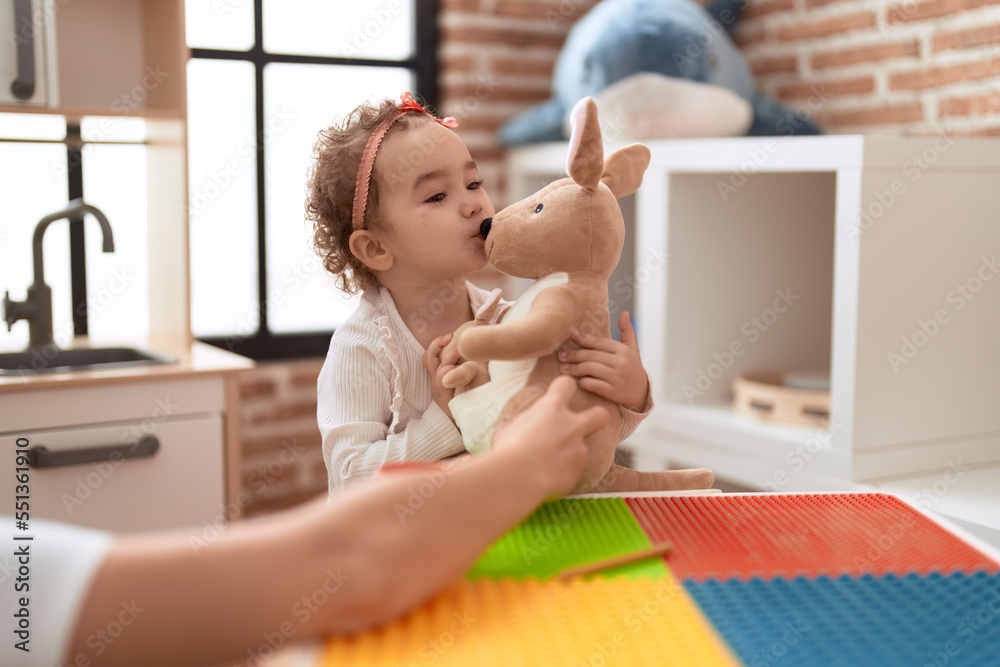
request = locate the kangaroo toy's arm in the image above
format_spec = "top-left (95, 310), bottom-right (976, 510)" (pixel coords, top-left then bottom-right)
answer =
top-left (459, 286), bottom-right (583, 361)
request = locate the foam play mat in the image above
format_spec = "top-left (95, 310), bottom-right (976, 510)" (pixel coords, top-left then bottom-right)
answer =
top-left (323, 493), bottom-right (1000, 666)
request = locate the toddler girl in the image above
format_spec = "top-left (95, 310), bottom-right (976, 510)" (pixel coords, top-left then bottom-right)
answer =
top-left (308, 93), bottom-right (652, 493)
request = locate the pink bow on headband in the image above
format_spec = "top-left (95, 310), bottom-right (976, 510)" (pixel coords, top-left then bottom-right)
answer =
top-left (351, 93), bottom-right (460, 232)
top-left (398, 92), bottom-right (459, 128)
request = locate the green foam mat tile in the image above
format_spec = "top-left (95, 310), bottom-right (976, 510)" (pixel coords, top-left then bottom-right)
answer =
top-left (468, 497), bottom-right (667, 580)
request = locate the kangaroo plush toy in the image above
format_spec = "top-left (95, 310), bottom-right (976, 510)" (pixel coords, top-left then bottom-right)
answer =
top-left (444, 97), bottom-right (714, 494)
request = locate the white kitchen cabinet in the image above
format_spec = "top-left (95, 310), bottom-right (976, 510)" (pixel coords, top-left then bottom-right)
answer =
top-left (0, 0), bottom-right (185, 117)
top-left (0, 345), bottom-right (252, 533)
top-left (0, 0), bottom-right (58, 106)
top-left (506, 135), bottom-right (1000, 491)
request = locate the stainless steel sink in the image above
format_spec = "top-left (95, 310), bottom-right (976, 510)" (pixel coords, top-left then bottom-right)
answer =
top-left (0, 347), bottom-right (176, 375)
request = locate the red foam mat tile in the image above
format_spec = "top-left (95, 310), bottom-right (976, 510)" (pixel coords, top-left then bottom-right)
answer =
top-left (626, 493), bottom-right (1000, 582)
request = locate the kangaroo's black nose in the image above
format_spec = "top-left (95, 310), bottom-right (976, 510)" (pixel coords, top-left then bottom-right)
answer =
top-left (480, 218), bottom-right (492, 239)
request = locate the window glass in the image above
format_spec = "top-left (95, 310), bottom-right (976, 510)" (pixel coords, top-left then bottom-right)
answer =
top-left (187, 59), bottom-right (260, 338)
top-left (186, 0), bottom-right (255, 51)
top-left (262, 63), bottom-right (412, 333)
top-left (81, 144), bottom-right (150, 344)
top-left (262, 0), bottom-right (413, 60)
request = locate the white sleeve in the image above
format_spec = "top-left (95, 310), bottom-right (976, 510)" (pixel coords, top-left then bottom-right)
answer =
top-left (1, 518), bottom-right (112, 667)
top-left (317, 325), bottom-right (465, 493)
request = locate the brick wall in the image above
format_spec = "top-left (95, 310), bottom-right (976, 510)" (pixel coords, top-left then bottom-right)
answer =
top-left (439, 0), bottom-right (1000, 207)
top-left (737, 0), bottom-right (1000, 134)
top-left (237, 359), bottom-right (328, 517)
top-left (237, 0), bottom-right (997, 516)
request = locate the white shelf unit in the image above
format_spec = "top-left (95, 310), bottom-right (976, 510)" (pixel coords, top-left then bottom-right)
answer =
top-left (506, 135), bottom-right (1000, 494)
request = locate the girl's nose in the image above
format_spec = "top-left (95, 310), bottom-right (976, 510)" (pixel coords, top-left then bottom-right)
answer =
top-left (462, 191), bottom-right (484, 218)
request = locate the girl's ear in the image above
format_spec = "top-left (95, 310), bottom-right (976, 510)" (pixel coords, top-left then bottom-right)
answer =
top-left (349, 230), bottom-right (394, 272)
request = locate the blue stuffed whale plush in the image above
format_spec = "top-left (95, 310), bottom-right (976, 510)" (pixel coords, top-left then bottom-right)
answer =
top-left (499, 0), bottom-right (821, 144)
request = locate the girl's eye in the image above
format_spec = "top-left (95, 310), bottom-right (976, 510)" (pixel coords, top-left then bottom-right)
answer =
top-left (468, 180), bottom-right (484, 190)
top-left (426, 193), bottom-right (445, 203)
top-left (535, 203), bottom-right (544, 213)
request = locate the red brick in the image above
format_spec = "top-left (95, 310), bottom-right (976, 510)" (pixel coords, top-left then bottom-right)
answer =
top-left (239, 378), bottom-right (276, 400)
top-left (748, 54), bottom-right (799, 76)
top-left (816, 102), bottom-right (924, 126)
top-left (491, 0), bottom-right (597, 23)
top-left (971, 125), bottom-right (1000, 136)
top-left (744, 0), bottom-right (795, 20)
top-left (805, 0), bottom-right (859, 6)
top-left (441, 53), bottom-right (478, 74)
top-left (440, 25), bottom-right (567, 49)
top-left (777, 76), bottom-right (874, 100)
top-left (889, 55), bottom-right (1000, 89)
top-left (939, 92), bottom-right (1000, 115)
top-left (888, 0), bottom-right (1000, 24)
top-left (933, 23), bottom-right (1000, 51)
top-left (491, 54), bottom-right (558, 78)
top-left (733, 23), bottom-right (769, 49)
top-left (811, 40), bottom-right (920, 70)
top-left (250, 401), bottom-right (317, 426)
top-left (440, 0), bottom-right (480, 11)
top-left (777, 11), bottom-right (877, 41)
top-left (442, 82), bottom-right (550, 103)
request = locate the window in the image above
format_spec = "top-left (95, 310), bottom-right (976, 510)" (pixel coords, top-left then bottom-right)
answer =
top-left (186, 0), bottom-right (437, 359)
top-left (0, 115), bottom-right (150, 352)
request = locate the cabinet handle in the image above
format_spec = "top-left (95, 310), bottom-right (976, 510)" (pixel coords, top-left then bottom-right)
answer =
top-left (10, 0), bottom-right (36, 100)
top-left (28, 436), bottom-right (160, 468)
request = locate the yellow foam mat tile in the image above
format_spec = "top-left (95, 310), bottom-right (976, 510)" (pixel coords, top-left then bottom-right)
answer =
top-left (323, 574), bottom-right (738, 666)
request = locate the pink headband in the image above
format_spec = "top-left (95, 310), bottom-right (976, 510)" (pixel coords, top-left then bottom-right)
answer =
top-left (351, 92), bottom-right (459, 232)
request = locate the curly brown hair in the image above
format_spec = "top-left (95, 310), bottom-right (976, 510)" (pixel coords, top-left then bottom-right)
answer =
top-left (306, 98), bottom-right (432, 295)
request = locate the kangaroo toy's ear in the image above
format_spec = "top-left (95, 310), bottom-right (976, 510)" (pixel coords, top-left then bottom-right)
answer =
top-left (602, 144), bottom-right (651, 198)
top-left (566, 97), bottom-right (604, 192)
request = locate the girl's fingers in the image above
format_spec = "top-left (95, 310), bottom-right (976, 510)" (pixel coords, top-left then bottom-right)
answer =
top-left (558, 347), bottom-right (618, 366)
top-left (618, 312), bottom-right (640, 351)
top-left (569, 327), bottom-right (618, 353)
top-left (561, 360), bottom-right (615, 382)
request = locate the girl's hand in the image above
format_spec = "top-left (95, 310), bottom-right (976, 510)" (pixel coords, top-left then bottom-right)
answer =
top-left (558, 312), bottom-right (649, 412)
top-left (492, 375), bottom-right (608, 498)
top-left (422, 333), bottom-right (459, 419)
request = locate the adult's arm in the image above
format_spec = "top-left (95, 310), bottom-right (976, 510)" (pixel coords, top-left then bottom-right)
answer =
top-left (66, 377), bottom-right (605, 667)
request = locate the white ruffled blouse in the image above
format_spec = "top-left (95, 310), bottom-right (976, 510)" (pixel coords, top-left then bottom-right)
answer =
top-left (317, 281), bottom-right (652, 493)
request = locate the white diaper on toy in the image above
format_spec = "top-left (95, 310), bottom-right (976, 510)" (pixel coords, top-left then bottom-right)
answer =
top-left (448, 272), bottom-right (569, 454)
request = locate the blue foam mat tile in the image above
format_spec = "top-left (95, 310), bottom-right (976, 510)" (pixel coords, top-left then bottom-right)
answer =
top-left (684, 571), bottom-right (1000, 667)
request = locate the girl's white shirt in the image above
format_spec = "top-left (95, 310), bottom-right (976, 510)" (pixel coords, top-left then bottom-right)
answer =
top-left (317, 281), bottom-right (652, 493)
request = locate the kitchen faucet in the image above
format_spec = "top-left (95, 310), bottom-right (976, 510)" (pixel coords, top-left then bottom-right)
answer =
top-left (3, 200), bottom-right (115, 349)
